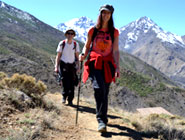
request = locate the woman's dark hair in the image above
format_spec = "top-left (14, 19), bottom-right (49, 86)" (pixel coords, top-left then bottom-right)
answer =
top-left (96, 11), bottom-right (115, 33)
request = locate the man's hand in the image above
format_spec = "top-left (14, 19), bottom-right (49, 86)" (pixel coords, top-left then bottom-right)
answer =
top-left (54, 67), bottom-right (59, 73)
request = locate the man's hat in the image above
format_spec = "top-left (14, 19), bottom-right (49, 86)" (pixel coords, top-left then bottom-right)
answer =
top-left (99, 4), bottom-right (114, 13)
top-left (65, 29), bottom-right (76, 36)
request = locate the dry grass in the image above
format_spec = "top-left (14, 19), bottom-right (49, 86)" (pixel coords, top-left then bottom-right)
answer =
top-left (1, 71), bottom-right (185, 140)
top-left (0, 72), bottom-right (62, 140)
top-left (0, 72), bottom-right (47, 107)
top-left (0, 73), bottom-right (47, 95)
top-left (0, 108), bottom-right (61, 140)
top-left (124, 112), bottom-right (185, 140)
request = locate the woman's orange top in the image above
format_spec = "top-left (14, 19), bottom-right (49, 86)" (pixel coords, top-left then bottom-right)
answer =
top-left (82, 27), bottom-right (119, 83)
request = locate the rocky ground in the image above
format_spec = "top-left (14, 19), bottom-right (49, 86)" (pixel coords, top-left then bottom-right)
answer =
top-left (0, 91), bottom-right (160, 140)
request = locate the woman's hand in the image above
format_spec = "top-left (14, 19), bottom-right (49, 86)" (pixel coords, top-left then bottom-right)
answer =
top-left (79, 53), bottom-right (85, 61)
top-left (115, 67), bottom-right (120, 78)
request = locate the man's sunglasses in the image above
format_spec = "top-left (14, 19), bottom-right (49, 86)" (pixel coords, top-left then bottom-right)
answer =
top-left (67, 32), bottom-right (74, 35)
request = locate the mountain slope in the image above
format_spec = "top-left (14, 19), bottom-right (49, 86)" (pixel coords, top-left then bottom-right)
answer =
top-left (0, 1), bottom-right (66, 55)
top-left (0, 1), bottom-right (84, 91)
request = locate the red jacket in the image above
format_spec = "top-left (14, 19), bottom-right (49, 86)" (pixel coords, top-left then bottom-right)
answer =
top-left (82, 51), bottom-right (116, 83)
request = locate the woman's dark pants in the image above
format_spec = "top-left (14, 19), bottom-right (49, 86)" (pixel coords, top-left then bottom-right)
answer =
top-left (89, 61), bottom-right (110, 125)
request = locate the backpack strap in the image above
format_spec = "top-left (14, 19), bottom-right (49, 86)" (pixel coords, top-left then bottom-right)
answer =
top-left (91, 27), bottom-right (98, 43)
top-left (73, 41), bottom-right (77, 52)
top-left (61, 40), bottom-right (65, 52)
top-left (88, 27), bottom-right (98, 55)
top-left (91, 27), bottom-right (114, 43)
top-left (61, 40), bottom-right (77, 53)
top-left (110, 27), bottom-right (115, 43)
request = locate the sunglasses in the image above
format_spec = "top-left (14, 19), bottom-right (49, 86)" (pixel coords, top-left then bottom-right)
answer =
top-left (67, 32), bottom-right (74, 35)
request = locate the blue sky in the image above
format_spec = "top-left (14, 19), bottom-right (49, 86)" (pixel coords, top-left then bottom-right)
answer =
top-left (2, 0), bottom-right (185, 36)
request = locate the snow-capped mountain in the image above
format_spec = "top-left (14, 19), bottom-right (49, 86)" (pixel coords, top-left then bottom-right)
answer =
top-left (0, 1), bottom-right (35, 22)
top-left (119, 16), bottom-right (185, 52)
top-left (119, 16), bottom-right (185, 88)
top-left (56, 16), bottom-right (95, 42)
top-left (182, 35), bottom-right (185, 43)
top-left (0, 1), bottom-right (5, 7)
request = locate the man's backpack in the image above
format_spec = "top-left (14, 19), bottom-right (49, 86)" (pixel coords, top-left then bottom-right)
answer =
top-left (61, 40), bottom-right (77, 52)
top-left (61, 40), bottom-right (78, 66)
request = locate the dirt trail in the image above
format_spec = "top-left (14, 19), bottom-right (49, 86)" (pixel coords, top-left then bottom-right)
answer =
top-left (45, 93), bottom-right (158, 140)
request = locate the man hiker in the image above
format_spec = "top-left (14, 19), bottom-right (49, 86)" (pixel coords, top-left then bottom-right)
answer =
top-left (55, 29), bottom-right (80, 106)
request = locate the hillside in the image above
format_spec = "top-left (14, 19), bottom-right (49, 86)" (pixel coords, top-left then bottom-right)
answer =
top-left (80, 52), bottom-right (185, 117)
top-left (0, 73), bottom-right (185, 140)
top-left (0, 1), bottom-right (83, 92)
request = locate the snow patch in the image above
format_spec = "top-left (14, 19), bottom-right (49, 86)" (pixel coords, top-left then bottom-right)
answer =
top-left (0, 1), bottom-right (5, 8)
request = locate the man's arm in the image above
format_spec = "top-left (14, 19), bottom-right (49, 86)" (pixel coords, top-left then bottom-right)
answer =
top-left (55, 52), bottom-right (62, 73)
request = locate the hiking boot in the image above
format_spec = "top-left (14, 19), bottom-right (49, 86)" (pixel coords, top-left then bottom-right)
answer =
top-left (62, 97), bottom-right (66, 104)
top-left (68, 101), bottom-right (73, 106)
top-left (98, 123), bottom-right (107, 133)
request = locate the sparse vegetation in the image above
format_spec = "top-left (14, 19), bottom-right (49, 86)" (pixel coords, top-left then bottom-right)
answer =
top-left (0, 73), bottom-right (47, 107)
top-left (117, 68), bottom-right (169, 96)
top-left (0, 71), bottom-right (184, 140)
top-left (0, 72), bottom-right (62, 140)
top-left (125, 113), bottom-right (185, 140)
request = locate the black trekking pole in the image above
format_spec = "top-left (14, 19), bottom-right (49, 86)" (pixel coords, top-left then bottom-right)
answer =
top-left (75, 61), bottom-right (83, 125)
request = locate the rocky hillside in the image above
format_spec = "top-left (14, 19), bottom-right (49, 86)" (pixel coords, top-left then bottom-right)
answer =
top-left (80, 51), bottom-right (185, 117)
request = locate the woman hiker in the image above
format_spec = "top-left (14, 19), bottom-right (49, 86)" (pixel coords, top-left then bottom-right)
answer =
top-left (79, 4), bottom-right (120, 133)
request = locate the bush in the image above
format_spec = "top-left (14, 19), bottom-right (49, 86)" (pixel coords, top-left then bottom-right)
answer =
top-left (1, 73), bottom-right (47, 106)
top-left (0, 71), bottom-right (7, 81)
top-left (1, 73), bottom-right (47, 94)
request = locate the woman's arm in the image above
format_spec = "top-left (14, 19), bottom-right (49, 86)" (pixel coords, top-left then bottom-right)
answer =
top-left (79, 33), bottom-right (92, 61)
top-left (113, 35), bottom-right (120, 78)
